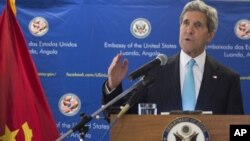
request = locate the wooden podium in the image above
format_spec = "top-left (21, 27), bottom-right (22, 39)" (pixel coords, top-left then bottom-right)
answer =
top-left (110, 115), bottom-right (250, 141)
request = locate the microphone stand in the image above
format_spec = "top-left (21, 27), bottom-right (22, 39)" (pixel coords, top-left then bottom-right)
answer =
top-left (78, 113), bottom-right (90, 141)
top-left (55, 77), bottom-right (153, 141)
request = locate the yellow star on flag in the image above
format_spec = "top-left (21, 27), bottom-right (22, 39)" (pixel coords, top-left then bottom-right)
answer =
top-left (0, 125), bottom-right (19, 141)
top-left (22, 122), bottom-right (33, 141)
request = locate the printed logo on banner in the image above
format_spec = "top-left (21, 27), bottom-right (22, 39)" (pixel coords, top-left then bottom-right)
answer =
top-left (130, 18), bottom-right (151, 39)
top-left (29, 16), bottom-right (49, 37)
top-left (234, 19), bottom-right (250, 40)
top-left (162, 117), bottom-right (210, 141)
top-left (58, 93), bottom-right (81, 116)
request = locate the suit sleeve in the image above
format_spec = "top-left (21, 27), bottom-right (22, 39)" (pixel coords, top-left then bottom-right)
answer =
top-left (226, 73), bottom-right (244, 114)
top-left (102, 80), bottom-right (124, 122)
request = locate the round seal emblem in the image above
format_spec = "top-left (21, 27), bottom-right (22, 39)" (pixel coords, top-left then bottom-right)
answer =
top-left (162, 117), bottom-right (210, 141)
top-left (234, 19), bottom-right (250, 40)
top-left (130, 18), bottom-right (151, 39)
top-left (29, 16), bottom-right (49, 37)
top-left (58, 93), bottom-right (81, 116)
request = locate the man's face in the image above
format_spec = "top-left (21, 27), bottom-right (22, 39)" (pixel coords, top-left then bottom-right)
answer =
top-left (179, 11), bottom-right (214, 57)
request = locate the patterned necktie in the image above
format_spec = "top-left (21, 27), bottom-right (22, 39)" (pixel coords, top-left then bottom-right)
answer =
top-left (182, 59), bottom-right (196, 111)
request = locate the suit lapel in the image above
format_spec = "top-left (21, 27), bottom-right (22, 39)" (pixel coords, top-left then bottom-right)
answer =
top-left (169, 54), bottom-right (182, 109)
top-left (196, 55), bottom-right (219, 110)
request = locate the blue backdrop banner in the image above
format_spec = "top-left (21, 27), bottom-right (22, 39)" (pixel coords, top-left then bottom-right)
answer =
top-left (0, 0), bottom-right (250, 140)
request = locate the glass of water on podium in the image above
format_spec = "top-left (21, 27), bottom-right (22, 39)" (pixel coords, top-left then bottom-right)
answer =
top-left (138, 103), bottom-right (157, 115)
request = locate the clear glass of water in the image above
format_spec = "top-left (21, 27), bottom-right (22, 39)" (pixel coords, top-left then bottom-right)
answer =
top-left (138, 103), bottom-right (157, 115)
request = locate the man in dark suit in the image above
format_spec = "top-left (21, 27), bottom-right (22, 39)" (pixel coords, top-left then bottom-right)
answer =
top-left (102, 0), bottom-right (244, 119)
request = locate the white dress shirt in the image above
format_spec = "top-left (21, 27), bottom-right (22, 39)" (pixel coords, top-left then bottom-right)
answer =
top-left (180, 50), bottom-right (206, 101)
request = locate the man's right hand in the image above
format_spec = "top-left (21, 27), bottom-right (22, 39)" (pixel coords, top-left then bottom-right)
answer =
top-left (107, 53), bottom-right (128, 90)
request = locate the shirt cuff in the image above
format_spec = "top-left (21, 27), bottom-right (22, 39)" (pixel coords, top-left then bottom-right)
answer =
top-left (104, 81), bottom-right (116, 94)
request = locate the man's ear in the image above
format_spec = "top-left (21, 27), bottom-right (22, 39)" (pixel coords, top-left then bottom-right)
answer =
top-left (207, 31), bottom-right (215, 43)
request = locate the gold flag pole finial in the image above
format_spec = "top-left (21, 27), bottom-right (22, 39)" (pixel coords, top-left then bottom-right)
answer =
top-left (9, 0), bottom-right (16, 15)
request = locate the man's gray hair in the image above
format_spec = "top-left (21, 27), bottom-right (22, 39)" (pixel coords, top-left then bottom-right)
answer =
top-left (180, 0), bottom-right (218, 33)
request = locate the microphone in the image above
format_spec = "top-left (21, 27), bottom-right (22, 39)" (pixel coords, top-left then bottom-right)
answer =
top-left (117, 78), bottom-right (153, 118)
top-left (128, 53), bottom-right (168, 81)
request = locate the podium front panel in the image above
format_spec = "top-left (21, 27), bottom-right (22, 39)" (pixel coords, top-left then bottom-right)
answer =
top-left (110, 115), bottom-right (250, 141)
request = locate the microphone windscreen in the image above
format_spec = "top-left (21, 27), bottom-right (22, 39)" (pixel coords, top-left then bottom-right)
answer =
top-left (157, 54), bottom-right (168, 66)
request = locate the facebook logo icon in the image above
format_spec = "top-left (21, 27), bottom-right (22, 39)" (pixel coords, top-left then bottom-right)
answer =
top-left (230, 125), bottom-right (250, 141)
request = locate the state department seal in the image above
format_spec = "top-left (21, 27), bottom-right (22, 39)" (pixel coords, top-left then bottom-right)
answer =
top-left (162, 117), bottom-right (210, 141)
top-left (130, 18), bottom-right (151, 39)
